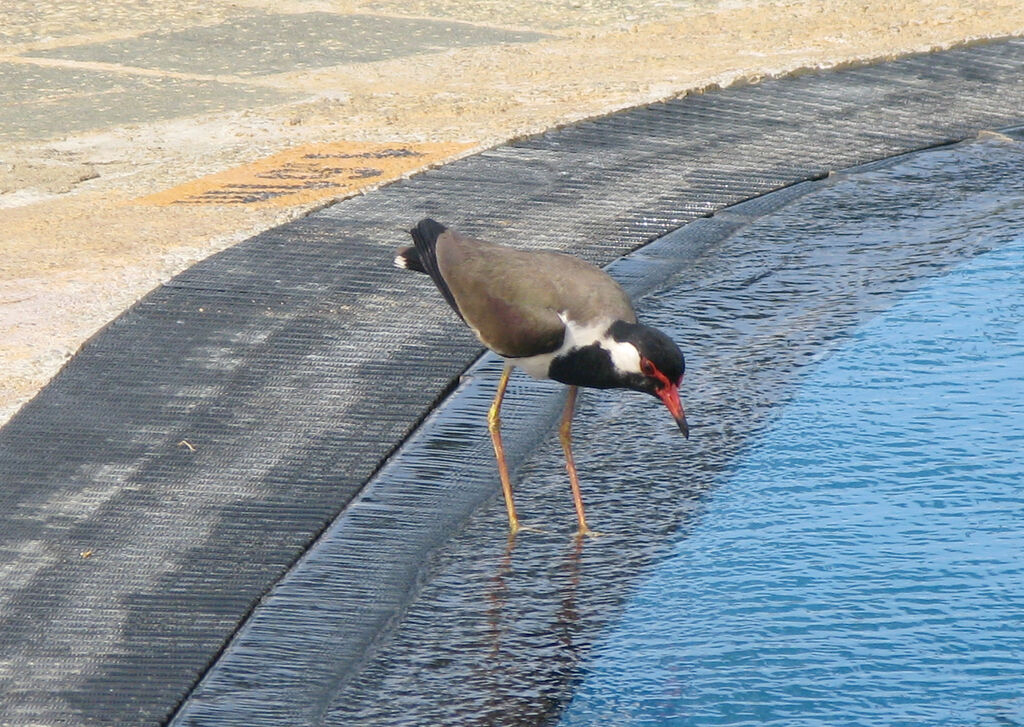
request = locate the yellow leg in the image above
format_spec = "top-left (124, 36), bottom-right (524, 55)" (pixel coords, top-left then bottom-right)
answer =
top-left (559, 386), bottom-right (595, 537)
top-left (487, 363), bottom-right (520, 533)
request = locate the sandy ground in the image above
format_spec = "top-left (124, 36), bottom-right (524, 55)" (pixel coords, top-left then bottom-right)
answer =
top-left (1, 0), bottom-right (1022, 425)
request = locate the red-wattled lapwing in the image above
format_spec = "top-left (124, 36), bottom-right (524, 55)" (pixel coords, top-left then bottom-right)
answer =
top-left (395, 218), bottom-right (688, 536)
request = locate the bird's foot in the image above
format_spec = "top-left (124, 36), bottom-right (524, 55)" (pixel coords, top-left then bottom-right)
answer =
top-left (575, 526), bottom-right (606, 539)
top-left (508, 522), bottom-right (548, 537)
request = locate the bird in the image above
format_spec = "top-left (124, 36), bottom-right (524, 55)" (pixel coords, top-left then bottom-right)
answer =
top-left (394, 218), bottom-right (688, 537)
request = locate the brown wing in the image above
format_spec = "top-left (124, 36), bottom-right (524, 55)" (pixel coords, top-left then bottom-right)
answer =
top-left (435, 229), bottom-right (636, 358)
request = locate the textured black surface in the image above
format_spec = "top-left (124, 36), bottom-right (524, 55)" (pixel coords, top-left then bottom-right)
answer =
top-left (1, 39), bottom-right (1023, 726)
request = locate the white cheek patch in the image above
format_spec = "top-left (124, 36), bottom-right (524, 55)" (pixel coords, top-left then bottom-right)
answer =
top-left (604, 338), bottom-right (641, 374)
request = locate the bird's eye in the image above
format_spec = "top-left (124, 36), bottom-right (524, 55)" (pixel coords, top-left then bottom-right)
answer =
top-left (640, 358), bottom-right (656, 377)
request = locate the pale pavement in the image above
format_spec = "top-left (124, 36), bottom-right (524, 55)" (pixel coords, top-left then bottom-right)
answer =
top-left (2, 0), bottom-right (1022, 425)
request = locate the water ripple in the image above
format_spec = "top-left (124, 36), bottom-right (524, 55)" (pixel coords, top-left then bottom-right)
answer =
top-left (329, 136), bottom-right (1024, 725)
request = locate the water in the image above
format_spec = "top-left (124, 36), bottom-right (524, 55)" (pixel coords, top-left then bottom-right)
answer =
top-left (160, 130), bottom-right (1010, 725)
top-left (559, 235), bottom-right (1024, 726)
top-left (318, 134), bottom-right (1024, 725)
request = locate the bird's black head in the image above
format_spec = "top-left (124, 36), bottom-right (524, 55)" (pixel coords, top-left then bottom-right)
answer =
top-left (608, 320), bottom-right (689, 438)
top-left (609, 321), bottom-right (684, 388)
top-left (546, 319), bottom-right (689, 438)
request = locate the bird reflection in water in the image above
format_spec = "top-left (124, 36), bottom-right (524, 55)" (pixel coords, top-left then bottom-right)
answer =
top-left (474, 534), bottom-right (588, 727)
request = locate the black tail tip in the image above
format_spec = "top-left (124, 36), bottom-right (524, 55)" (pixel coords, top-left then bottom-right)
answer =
top-left (411, 218), bottom-right (448, 242)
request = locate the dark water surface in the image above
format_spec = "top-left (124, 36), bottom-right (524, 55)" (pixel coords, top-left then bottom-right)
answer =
top-left (325, 134), bottom-right (1024, 725)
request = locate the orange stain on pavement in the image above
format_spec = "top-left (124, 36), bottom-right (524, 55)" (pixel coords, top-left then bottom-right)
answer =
top-left (134, 141), bottom-right (476, 207)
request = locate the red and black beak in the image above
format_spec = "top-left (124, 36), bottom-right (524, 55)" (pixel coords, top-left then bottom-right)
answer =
top-left (656, 382), bottom-right (689, 439)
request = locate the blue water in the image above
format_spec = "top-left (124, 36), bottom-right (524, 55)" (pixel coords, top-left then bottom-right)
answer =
top-left (559, 237), bottom-right (1024, 726)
